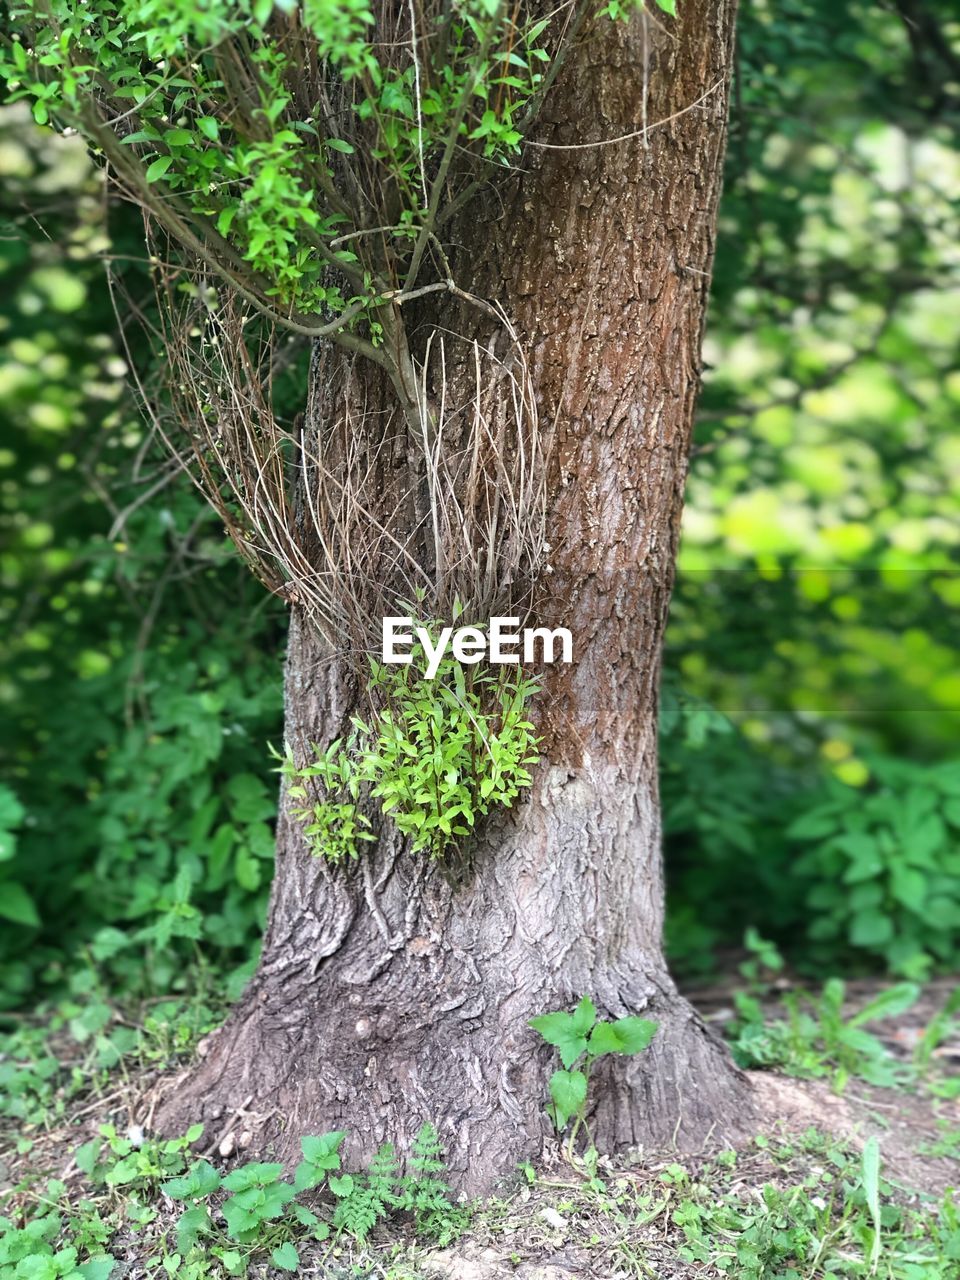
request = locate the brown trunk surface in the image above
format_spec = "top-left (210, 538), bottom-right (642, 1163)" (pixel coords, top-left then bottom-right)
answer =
top-left (160, 0), bottom-right (753, 1193)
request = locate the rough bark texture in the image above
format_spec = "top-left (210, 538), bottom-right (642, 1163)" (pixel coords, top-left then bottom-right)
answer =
top-left (160, 0), bottom-right (753, 1193)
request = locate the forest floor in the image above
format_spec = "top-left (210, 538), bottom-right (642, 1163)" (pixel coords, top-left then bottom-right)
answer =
top-left (2, 976), bottom-right (958, 1278)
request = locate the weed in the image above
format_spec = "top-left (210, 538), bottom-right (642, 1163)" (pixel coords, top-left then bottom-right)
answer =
top-left (0, 1209), bottom-right (115, 1280)
top-left (529, 996), bottom-right (658, 1161)
top-left (75, 1124), bottom-right (202, 1194)
top-left (280, 628), bottom-right (541, 861)
top-left (919, 1122), bottom-right (960, 1160)
top-left (156, 1121), bottom-right (467, 1272)
top-left (913, 986), bottom-right (960, 1075)
top-left (729, 977), bottom-right (919, 1090)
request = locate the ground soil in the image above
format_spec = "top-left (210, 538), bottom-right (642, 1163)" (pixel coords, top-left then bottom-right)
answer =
top-left (2, 975), bottom-right (957, 1278)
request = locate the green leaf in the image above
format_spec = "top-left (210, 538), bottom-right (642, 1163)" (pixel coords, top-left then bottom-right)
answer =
top-left (861, 1135), bottom-right (882, 1270)
top-left (175, 1205), bottom-right (213, 1254)
top-left (295, 1130), bottom-right (347, 1188)
top-left (529, 996), bottom-right (596, 1068)
top-left (197, 116), bottom-right (220, 141)
top-left (75, 1138), bottom-right (100, 1176)
top-left (0, 881), bottom-right (40, 927)
top-left (653, 0), bottom-right (677, 13)
top-left (849, 911), bottom-right (894, 949)
top-left (300, 1131), bottom-right (345, 1168)
top-left (905, 814), bottom-right (947, 865)
top-left (292, 1203), bottom-right (320, 1228)
top-left (217, 206), bottom-right (238, 236)
top-left (328, 1173), bottom-right (355, 1197)
top-left (162, 1158), bottom-right (221, 1200)
top-left (221, 1198), bottom-right (261, 1238)
top-left (786, 807), bottom-right (841, 840)
top-left (234, 847), bottom-right (260, 891)
top-left (145, 154), bottom-right (174, 183)
top-left (849, 982), bottom-right (920, 1028)
top-left (820, 976), bottom-right (845, 1014)
top-left (326, 138), bottom-right (354, 154)
top-left (221, 1161), bottom-right (285, 1190)
top-left (271, 1242), bottom-right (299, 1271)
top-left (588, 1017), bottom-right (658, 1058)
top-left (0, 787), bottom-right (25, 830)
top-left (548, 1069), bottom-right (587, 1130)
top-left (259, 1180), bottom-right (297, 1218)
top-left (839, 833), bottom-right (884, 883)
top-left (78, 1259), bottom-right (117, 1280)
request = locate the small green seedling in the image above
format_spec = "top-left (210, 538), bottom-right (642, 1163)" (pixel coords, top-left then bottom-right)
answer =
top-left (529, 996), bottom-right (658, 1162)
top-left (75, 1123), bottom-right (203, 1192)
top-left (155, 1123), bottom-right (465, 1266)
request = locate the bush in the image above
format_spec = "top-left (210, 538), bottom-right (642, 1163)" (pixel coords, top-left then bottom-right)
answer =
top-left (790, 757), bottom-right (960, 978)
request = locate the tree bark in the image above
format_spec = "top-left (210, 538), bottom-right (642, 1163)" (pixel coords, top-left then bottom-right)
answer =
top-left (160, 0), bottom-right (753, 1193)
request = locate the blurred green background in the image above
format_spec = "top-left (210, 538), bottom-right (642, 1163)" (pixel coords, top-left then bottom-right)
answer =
top-left (1, 0), bottom-right (958, 1035)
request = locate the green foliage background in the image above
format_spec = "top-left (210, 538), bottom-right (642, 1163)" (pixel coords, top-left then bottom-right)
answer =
top-left (0, 0), bottom-right (958, 1017)
top-left (0, 108), bottom-right (286, 1010)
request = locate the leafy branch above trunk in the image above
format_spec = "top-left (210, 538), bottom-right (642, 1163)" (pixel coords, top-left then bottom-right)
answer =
top-left (1, 0), bottom-right (677, 653)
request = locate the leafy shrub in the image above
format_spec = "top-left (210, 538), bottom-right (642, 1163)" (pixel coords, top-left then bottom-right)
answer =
top-left (362, 648), bottom-right (540, 856)
top-left (277, 741), bottom-right (374, 866)
top-left (0, 786), bottom-right (32, 930)
top-left (660, 677), bottom-right (809, 971)
top-left (0, 627), bottom-right (283, 1009)
top-left (160, 1122), bottom-right (465, 1263)
top-left (0, 1212), bottom-right (115, 1280)
top-left (1, 0), bottom-right (562, 319)
top-left (329, 1146), bottom-right (397, 1245)
top-left (283, 628), bottom-right (540, 861)
top-left (789, 757), bottom-right (960, 978)
top-left (0, 107), bottom-right (286, 1011)
top-left (325, 1125), bottom-right (467, 1245)
top-left (662, 674), bottom-right (960, 984)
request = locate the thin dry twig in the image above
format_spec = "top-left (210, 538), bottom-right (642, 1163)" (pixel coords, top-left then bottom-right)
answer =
top-left (113, 230), bottom-right (548, 671)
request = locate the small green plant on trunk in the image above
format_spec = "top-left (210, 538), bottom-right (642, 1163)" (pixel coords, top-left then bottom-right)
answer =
top-left (530, 996), bottom-right (658, 1167)
top-left (279, 620), bottom-right (541, 861)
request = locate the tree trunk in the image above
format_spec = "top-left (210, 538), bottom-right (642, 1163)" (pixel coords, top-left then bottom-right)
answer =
top-left (160, 0), bottom-right (753, 1192)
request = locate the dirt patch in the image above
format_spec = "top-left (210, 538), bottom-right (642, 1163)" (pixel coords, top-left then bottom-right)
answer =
top-left (749, 1071), bottom-right (959, 1195)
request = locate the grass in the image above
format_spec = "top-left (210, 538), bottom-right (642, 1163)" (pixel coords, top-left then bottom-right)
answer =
top-left (462, 1132), bottom-right (960, 1280)
top-left (1, 976), bottom-right (959, 1278)
top-left (7, 1128), bottom-right (958, 1278)
top-left (0, 989), bottom-right (225, 1129)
